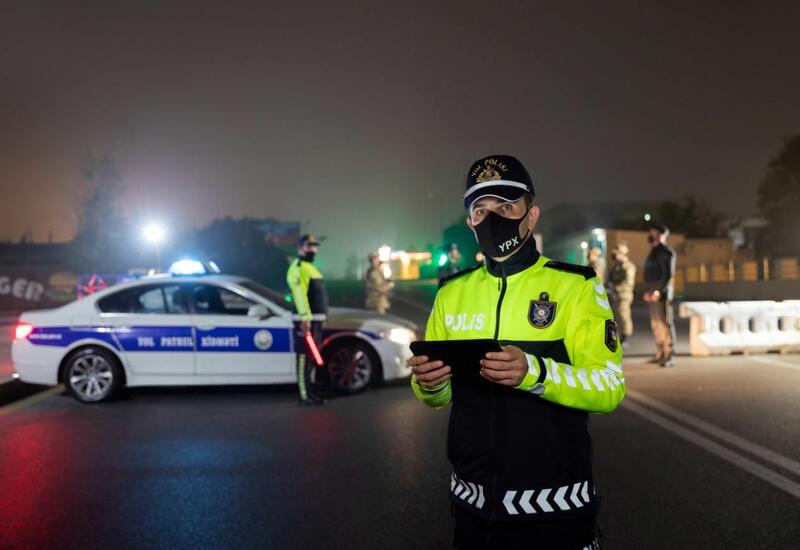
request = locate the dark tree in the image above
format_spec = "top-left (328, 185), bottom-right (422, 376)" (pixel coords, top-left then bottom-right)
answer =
top-left (654, 198), bottom-right (725, 238)
top-left (607, 198), bottom-right (725, 238)
top-left (181, 217), bottom-right (289, 290)
top-left (70, 152), bottom-right (136, 273)
top-left (757, 136), bottom-right (800, 257)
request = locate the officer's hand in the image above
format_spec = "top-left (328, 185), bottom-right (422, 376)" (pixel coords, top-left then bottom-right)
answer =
top-left (642, 291), bottom-right (652, 303)
top-left (480, 345), bottom-right (527, 387)
top-left (408, 355), bottom-right (452, 389)
top-left (301, 320), bottom-right (311, 332)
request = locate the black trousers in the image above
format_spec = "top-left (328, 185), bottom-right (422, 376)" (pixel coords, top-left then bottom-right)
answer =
top-left (453, 506), bottom-right (599, 550)
top-left (294, 321), bottom-right (323, 400)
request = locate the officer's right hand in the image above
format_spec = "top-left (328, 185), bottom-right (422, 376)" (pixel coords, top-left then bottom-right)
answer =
top-left (301, 320), bottom-right (311, 332)
top-left (408, 355), bottom-right (451, 389)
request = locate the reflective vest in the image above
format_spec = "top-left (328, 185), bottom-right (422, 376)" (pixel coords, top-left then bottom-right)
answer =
top-left (287, 258), bottom-right (328, 321)
top-left (412, 244), bottom-right (625, 522)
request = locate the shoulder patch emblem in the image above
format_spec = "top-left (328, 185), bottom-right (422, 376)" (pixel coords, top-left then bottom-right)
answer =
top-left (605, 319), bottom-right (619, 352)
top-left (544, 260), bottom-right (596, 280)
top-left (529, 292), bottom-right (557, 329)
top-left (438, 263), bottom-right (482, 288)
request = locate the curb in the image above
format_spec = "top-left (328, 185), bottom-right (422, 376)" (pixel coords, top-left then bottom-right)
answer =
top-left (0, 378), bottom-right (48, 407)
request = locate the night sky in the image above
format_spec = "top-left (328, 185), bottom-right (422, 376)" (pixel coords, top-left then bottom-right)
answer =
top-left (2, 1), bottom-right (799, 275)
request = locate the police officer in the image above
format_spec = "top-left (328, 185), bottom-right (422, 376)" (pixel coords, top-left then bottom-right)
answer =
top-left (607, 242), bottom-right (636, 345)
top-left (287, 234), bottom-right (328, 405)
top-left (408, 155), bottom-right (625, 549)
top-left (643, 224), bottom-right (676, 368)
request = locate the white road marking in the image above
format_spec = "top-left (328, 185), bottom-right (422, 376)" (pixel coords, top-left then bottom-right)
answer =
top-left (627, 390), bottom-right (800, 478)
top-left (622, 398), bottom-right (800, 500)
top-left (751, 355), bottom-right (800, 372)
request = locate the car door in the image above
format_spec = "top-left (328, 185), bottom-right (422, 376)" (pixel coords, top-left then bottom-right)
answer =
top-left (190, 283), bottom-right (294, 378)
top-left (98, 283), bottom-right (196, 376)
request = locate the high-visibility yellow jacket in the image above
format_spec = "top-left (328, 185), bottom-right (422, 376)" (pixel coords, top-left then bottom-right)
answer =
top-left (286, 258), bottom-right (328, 321)
top-left (411, 243), bottom-right (625, 522)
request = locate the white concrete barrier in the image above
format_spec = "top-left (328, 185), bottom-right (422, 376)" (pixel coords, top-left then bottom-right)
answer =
top-left (679, 302), bottom-right (738, 356)
top-left (679, 300), bottom-right (800, 356)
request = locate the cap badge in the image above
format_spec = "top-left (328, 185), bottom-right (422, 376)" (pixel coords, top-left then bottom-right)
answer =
top-left (476, 166), bottom-right (502, 183)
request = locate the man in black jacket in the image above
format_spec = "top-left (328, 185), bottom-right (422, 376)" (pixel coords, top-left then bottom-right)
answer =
top-left (643, 224), bottom-right (676, 367)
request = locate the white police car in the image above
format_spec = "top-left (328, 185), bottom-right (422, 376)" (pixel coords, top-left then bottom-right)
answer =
top-left (11, 272), bottom-right (416, 403)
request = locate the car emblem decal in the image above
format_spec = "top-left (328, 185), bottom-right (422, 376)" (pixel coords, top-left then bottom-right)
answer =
top-left (254, 329), bottom-right (273, 350)
top-left (529, 292), bottom-right (557, 329)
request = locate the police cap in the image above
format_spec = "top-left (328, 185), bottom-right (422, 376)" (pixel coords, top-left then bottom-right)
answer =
top-left (299, 233), bottom-right (320, 246)
top-left (464, 154), bottom-right (534, 209)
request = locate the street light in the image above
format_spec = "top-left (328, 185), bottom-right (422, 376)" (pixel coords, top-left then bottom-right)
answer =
top-left (142, 223), bottom-right (166, 271)
top-left (644, 213), bottom-right (652, 222)
top-left (143, 223), bottom-right (166, 244)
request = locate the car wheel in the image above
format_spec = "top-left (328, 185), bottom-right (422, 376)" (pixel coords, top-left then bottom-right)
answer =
top-left (64, 347), bottom-right (123, 403)
top-left (325, 340), bottom-right (380, 395)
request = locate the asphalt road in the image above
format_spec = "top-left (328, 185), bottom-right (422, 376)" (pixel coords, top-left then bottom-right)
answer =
top-left (1, 293), bottom-right (799, 549)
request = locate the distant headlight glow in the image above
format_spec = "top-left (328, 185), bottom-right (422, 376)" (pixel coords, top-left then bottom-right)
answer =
top-left (387, 328), bottom-right (415, 346)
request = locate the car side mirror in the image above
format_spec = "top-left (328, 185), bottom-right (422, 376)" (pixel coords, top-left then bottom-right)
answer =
top-left (247, 304), bottom-right (271, 319)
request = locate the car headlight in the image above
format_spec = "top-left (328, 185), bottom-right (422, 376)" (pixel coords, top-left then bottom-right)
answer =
top-left (386, 327), bottom-right (415, 346)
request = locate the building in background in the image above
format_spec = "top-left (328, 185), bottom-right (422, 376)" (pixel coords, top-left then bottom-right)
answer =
top-left (0, 243), bottom-right (74, 311)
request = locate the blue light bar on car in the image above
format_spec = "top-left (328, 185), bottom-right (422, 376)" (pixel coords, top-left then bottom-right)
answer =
top-left (168, 259), bottom-right (208, 276)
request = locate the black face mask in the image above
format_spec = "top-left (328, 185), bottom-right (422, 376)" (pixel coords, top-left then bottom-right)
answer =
top-left (301, 251), bottom-right (316, 262)
top-left (473, 209), bottom-right (531, 259)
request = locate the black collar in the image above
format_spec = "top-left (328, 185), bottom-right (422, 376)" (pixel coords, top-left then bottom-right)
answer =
top-left (485, 236), bottom-right (541, 277)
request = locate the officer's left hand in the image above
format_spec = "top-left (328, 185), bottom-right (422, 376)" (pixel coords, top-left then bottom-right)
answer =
top-left (479, 345), bottom-right (527, 387)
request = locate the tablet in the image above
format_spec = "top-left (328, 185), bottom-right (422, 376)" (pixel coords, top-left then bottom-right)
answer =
top-left (409, 339), bottom-right (502, 373)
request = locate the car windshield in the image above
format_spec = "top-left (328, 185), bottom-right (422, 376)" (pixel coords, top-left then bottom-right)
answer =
top-left (238, 280), bottom-right (291, 311)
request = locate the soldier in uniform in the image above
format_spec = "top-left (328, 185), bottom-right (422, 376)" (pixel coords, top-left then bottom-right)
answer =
top-left (408, 154), bottom-right (625, 549)
top-left (587, 247), bottom-right (605, 284)
top-left (365, 252), bottom-right (394, 314)
top-left (607, 242), bottom-right (636, 345)
top-left (287, 234), bottom-right (328, 405)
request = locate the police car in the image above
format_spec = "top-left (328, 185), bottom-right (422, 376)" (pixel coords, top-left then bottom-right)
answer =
top-left (11, 268), bottom-right (416, 403)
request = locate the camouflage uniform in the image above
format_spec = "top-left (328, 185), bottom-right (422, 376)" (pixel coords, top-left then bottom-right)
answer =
top-left (608, 254), bottom-right (636, 341)
top-left (365, 265), bottom-right (392, 314)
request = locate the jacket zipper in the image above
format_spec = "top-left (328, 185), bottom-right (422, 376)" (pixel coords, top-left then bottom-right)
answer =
top-left (493, 265), bottom-right (507, 340)
top-left (488, 265), bottom-right (507, 524)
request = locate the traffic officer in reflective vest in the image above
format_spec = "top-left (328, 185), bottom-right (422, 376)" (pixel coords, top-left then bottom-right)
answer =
top-left (287, 233), bottom-right (328, 405)
top-left (408, 155), bottom-right (625, 549)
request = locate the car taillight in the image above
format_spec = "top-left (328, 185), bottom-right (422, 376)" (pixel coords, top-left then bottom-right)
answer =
top-left (14, 323), bottom-right (33, 340)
